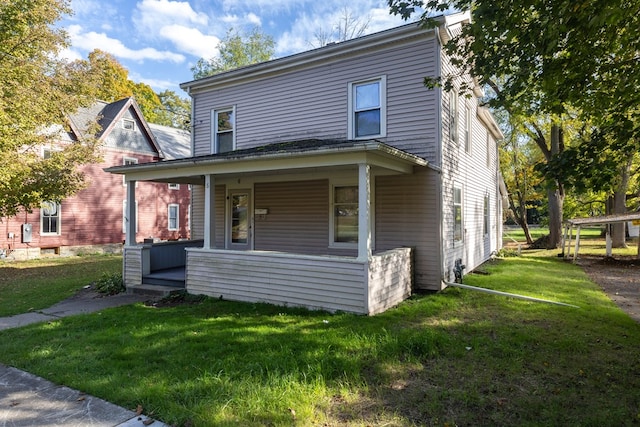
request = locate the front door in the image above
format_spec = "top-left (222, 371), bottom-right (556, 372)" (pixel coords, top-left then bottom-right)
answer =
top-left (228, 189), bottom-right (252, 250)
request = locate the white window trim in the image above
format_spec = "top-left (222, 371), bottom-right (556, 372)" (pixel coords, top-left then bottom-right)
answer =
top-left (123, 157), bottom-right (138, 186)
top-left (122, 118), bottom-right (135, 130)
top-left (348, 76), bottom-right (387, 140)
top-left (486, 131), bottom-right (492, 168)
top-left (40, 202), bottom-right (61, 236)
top-left (329, 180), bottom-right (359, 249)
top-left (122, 200), bottom-right (139, 234)
top-left (483, 194), bottom-right (490, 237)
top-left (449, 92), bottom-right (458, 143)
top-left (211, 106), bottom-right (236, 154)
top-left (453, 184), bottom-right (463, 245)
top-left (465, 101), bottom-right (472, 154)
top-left (168, 204), bottom-right (179, 231)
top-left (168, 183), bottom-right (180, 190)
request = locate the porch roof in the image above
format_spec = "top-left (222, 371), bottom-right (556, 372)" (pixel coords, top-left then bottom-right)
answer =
top-left (105, 138), bottom-right (428, 184)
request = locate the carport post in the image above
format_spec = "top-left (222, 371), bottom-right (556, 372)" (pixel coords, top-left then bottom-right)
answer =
top-left (573, 226), bottom-right (581, 261)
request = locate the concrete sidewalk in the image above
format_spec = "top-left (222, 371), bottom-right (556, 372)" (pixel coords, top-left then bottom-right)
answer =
top-left (0, 288), bottom-right (169, 426)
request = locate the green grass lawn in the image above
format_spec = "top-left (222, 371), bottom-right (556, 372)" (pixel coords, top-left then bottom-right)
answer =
top-left (0, 255), bottom-right (122, 317)
top-left (0, 254), bottom-right (639, 426)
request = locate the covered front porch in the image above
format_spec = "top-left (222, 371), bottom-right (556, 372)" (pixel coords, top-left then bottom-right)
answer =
top-left (108, 139), bottom-right (427, 315)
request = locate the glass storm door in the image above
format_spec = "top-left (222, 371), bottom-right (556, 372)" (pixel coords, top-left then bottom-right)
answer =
top-left (228, 190), bottom-right (251, 250)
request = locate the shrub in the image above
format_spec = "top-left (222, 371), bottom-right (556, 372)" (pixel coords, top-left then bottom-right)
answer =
top-left (93, 272), bottom-right (125, 295)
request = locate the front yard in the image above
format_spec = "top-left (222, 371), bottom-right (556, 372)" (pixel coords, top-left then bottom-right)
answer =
top-left (0, 252), bottom-right (639, 426)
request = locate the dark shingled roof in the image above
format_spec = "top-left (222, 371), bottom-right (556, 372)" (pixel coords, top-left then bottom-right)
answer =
top-left (191, 138), bottom-right (381, 161)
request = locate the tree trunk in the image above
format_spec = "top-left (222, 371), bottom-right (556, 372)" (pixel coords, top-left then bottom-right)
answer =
top-left (508, 191), bottom-right (534, 244)
top-left (545, 123), bottom-right (565, 249)
top-left (611, 158), bottom-right (632, 248)
top-left (547, 186), bottom-right (564, 248)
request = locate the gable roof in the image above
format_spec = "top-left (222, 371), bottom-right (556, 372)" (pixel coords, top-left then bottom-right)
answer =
top-left (67, 98), bottom-right (167, 159)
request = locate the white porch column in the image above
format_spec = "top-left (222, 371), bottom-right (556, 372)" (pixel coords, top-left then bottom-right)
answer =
top-left (125, 180), bottom-right (136, 246)
top-left (358, 163), bottom-right (372, 261)
top-left (204, 174), bottom-right (216, 249)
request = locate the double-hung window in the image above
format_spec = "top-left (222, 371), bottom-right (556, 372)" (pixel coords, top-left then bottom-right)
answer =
top-left (453, 186), bottom-right (463, 243)
top-left (483, 195), bottom-right (490, 236)
top-left (348, 76), bottom-right (386, 139)
top-left (464, 102), bottom-right (472, 153)
top-left (450, 93), bottom-right (458, 143)
top-left (212, 107), bottom-right (235, 153)
top-left (168, 204), bottom-right (179, 231)
top-left (123, 157), bottom-right (138, 186)
top-left (331, 184), bottom-right (359, 245)
top-left (41, 201), bottom-right (60, 235)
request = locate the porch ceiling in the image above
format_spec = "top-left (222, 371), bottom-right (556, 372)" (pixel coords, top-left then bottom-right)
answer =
top-left (105, 138), bottom-right (427, 183)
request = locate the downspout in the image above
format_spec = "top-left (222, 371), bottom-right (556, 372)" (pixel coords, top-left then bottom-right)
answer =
top-left (435, 26), bottom-right (447, 291)
top-left (187, 86), bottom-right (196, 243)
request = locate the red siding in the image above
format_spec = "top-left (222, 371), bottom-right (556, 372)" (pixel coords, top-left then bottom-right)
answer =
top-left (0, 148), bottom-right (190, 255)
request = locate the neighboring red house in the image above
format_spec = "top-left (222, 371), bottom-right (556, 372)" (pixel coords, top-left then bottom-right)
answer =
top-left (0, 98), bottom-right (191, 260)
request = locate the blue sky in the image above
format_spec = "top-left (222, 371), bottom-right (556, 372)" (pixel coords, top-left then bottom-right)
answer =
top-left (58, 0), bottom-right (410, 97)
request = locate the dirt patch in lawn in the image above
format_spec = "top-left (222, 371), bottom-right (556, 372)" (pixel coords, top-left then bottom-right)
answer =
top-left (574, 255), bottom-right (640, 323)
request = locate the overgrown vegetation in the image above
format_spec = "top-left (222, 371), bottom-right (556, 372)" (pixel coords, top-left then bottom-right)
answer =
top-left (92, 272), bottom-right (125, 295)
top-left (0, 253), bottom-right (638, 426)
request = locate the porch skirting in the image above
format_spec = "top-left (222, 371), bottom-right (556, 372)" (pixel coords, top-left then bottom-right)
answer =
top-left (186, 247), bottom-right (412, 315)
top-left (123, 246), bottom-right (412, 315)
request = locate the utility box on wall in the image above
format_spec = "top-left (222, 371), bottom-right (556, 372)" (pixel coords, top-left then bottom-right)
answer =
top-left (21, 223), bottom-right (32, 243)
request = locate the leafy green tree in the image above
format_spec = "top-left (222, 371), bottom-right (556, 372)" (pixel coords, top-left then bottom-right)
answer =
top-left (389, 0), bottom-right (640, 248)
top-left (0, 0), bottom-right (101, 218)
top-left (498, 113), bottom-right (545, 244)
top-left (74, 49), bottom-right (190, 130)
top-left (191, 27), bottom-right (275, 79)
top-left (154, 90), bottom-right (191, 130)
top-left (82, 49), bottom-right (134, 102)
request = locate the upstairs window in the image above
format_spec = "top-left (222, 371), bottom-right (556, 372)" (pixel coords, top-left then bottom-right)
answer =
top-left (168, 204), bottom-right (179, 231)
top-left (212, 107), bottom-right (235, 153)
top-left (122, 157), bottom-right (138, 186)
top-left (122, 119), bottom-right (135, 130)
top-left (168, 183), bottom-right (180, 190)
top-left (449, 93), bottom-right (458, 143)
top-left (349, 76), bottom-right (386, 139)
top-left (464, 102), bottom-right (472, 153)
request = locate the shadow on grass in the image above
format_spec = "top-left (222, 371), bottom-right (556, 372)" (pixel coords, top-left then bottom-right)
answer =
top-left (1, 256), bottom-right (639, 426)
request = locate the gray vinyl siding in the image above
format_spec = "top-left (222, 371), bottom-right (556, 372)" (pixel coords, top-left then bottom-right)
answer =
top-left (440, 52), bottom-right (501, 282)
top-left (190, 184), bottom-right (225, 248)
top-left (367, 248), bottom-right (413, 314)
top-left (186, 249), bottom-right (368, 313)
top-left (375, 168), bottom-right (442, 290)
top-left (123, 246), bottom-right (143, 286)
top-left (190, 34), bottom-right (440, 163)
top-left (254, 179), bottom-right (356, 257)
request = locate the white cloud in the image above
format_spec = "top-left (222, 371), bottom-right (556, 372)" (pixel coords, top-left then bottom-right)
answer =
top-left (134, 0), bottom-right (209, 32)
top-left (246, 12), bottom-right (262, 26)
top-left (67, 25), bottom-right (185, 63)
top-left (160, 25), bottom-right (221, 58)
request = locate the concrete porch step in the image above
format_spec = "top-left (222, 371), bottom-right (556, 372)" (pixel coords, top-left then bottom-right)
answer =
top-left (127, 284), bottom-right (185, 297)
